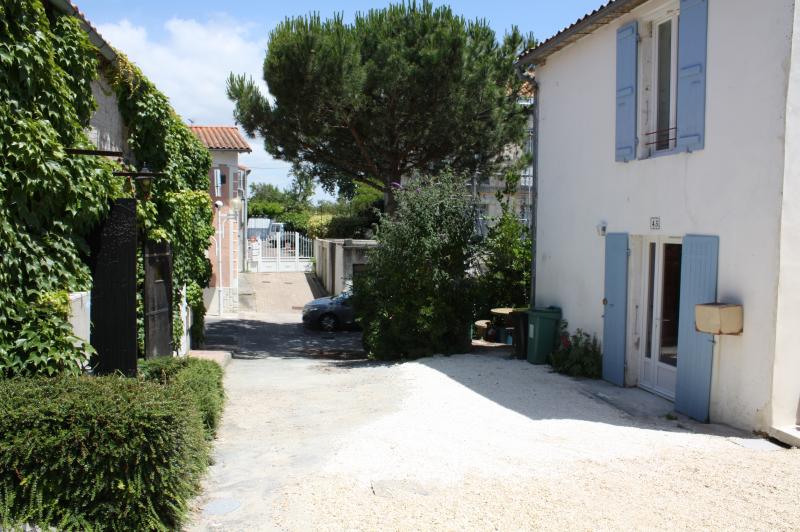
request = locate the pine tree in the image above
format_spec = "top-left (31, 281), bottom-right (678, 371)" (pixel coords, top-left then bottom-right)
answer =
top-left (227, 2), bottom-right (534, 213)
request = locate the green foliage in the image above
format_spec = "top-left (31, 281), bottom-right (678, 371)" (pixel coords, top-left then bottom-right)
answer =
top-left (0, 375), bottom-right (209, 530)
top-left (475, 209), bottom-right (532, 319)
top-left (296, 185), bottom-right (382, 238)
top-left (139, 357), bottom-right (225, 438)
top-left (228, 2), bottom-right (533, 211)
top-left (354, 174), bottom-right (476, 359)
top-left (0, 2), bottom-right (122, 376)
top-left (249, 181), bottom-right (379, 238)
top-left (249, 200), bottom-right (286, 219)
top-left (249, 183), bottom-right (288, 204)
top-left (306, 214), bottom-right (334, 239)
top-left (106, 55), bottom-right (213, 353)
top-left (550, 322), bottom-right (602, 378)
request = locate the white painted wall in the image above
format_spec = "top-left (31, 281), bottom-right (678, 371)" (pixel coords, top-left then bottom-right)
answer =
top-left (88, 75), bottom-right (128, 156)
top-left (771, 1), bottom-right (800, 439)
top-left (533, 0), bottom-right (796, 431)
top-left (68, 291), bottom-right (91, 345)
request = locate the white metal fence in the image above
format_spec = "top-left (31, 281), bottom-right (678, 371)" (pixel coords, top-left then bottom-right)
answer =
top-left (247, 231), bottom-right (314, 272)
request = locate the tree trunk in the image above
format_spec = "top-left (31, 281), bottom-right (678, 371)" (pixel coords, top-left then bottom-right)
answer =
top-left (383, 183), bottom-right (398, 216)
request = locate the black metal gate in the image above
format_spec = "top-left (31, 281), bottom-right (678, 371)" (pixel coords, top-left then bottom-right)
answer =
top-left (144, 240), bottom-right (173, 358)
top-left (88, 198), bottom-right (138, 376)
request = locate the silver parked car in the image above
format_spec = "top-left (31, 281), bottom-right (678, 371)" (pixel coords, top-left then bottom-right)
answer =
top-left (302, 292), bottom-right (356, 331)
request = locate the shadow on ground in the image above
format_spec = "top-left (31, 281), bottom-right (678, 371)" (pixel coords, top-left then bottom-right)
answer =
top-left (203, 314), bottom-right (757, 440)
top-left (204, 317), bottom-right (369, 362)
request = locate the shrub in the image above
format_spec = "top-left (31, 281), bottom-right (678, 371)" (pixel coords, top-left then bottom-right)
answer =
top-left (139, 357), bottom-right (225, 438)
top-left (550, 323), bottom-right (602, 378)
top-left (0, 376), bottom-right (207, 531)
top-left (475, 210), bottom-right (532, 319)
top-left (354, 173), bottom-right (476, 359)
top-left (306, 214), bottom-right (334, 239)
top-left (279, 210), bottom-right (312, 233)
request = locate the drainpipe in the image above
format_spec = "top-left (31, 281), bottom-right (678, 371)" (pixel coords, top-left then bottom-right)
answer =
top-left (214, 200), bottom-right (223, 315)
top-left (529, 80), bottom-right (539, 306)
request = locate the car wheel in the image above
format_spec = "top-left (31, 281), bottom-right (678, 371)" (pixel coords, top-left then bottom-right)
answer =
top-left (319, 313), bottom-right (338, 332)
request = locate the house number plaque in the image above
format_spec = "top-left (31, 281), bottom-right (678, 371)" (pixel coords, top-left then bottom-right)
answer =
top-left (650, 217), bottom-right (661, 231)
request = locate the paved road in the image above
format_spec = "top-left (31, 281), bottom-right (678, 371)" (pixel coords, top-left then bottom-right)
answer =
top-left (188, 273), bottom-right (800, 531)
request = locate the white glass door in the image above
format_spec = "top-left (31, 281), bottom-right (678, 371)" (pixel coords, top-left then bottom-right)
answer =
top-left (639, 237), bottom-right (682, 400)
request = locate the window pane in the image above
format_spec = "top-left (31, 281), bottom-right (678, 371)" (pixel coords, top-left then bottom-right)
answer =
top-left (645, 243), bottom-right (656, 359)
top-left (656, 20), bottom-right (672, 151)
top-left (659, 243), bottom-right (682, 367)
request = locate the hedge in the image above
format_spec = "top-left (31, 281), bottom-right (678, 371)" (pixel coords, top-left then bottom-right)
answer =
top-left (139, 357), bottom-right (225, 438)
top-left (0, 376), bottom-right (208, 531)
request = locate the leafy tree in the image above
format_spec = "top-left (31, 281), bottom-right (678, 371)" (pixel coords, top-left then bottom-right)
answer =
top-left (354, 173), bottom-right (476, 359)
top-left (227, 2), bottom-right (534, 213)
top-left (475, 208), bottom-right (532, 319)
top-left (250, 183), bottom-right (288, 204)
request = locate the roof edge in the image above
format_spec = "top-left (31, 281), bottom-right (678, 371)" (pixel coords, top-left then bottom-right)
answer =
top-left (516, 0), bottom-right (648, 66)
top-left (46, 0), bottom-right (117, 62)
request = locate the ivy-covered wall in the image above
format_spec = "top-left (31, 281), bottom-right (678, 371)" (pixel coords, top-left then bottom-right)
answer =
top-left (106, 55), bottom-right (214, 352)
top-left (0, 1), bottom-right (214, 376)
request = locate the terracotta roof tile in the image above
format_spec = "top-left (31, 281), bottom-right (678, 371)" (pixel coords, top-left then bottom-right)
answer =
top-left (189, 126), bottom-right (252, 152)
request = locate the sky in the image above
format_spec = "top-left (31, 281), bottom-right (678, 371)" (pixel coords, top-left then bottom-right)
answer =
top-left (76, 0), bottom-right (603, 202)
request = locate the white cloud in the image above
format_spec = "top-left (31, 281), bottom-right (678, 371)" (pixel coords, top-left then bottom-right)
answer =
top-left (97, 16), bottom-right (331, 201)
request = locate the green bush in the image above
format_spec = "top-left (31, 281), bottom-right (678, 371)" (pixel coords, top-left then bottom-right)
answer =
top-left (549, 323), bottom-right (602, 378)
top-left (475, 210), bottom-right (532, 320)
top-left (139, 357), bottom-right (225, 438)
top-left (354, 174), bottom-right (476, 360)
top-left (0, 376), bottom-right (208, 531)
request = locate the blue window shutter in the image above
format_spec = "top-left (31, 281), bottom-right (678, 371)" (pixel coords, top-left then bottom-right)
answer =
top-left (603, 233), bottom-right (628, 386)
top-left (676, 0), bottom-right (709, 152)
top-left (615, 22), bottom-right (638, 162)
top-left (675, 235), bottom-right (719, 422)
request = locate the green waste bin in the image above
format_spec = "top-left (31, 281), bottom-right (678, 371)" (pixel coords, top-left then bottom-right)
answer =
top-left (511, 309), bottom-right (529, 359)
top-left (526, 307), bottom-right (562, 365)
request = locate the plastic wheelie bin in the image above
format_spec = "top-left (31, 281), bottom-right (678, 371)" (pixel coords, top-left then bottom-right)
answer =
top-left (526, 307), bottom-right (562, 364)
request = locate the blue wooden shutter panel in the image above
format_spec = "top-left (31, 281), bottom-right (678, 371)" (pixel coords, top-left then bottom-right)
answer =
top-left (615, 22), bottom-right (638, 162)
top-left (675, 235), bottom-right (719, 422)
top-left (676, 0), bottom-right (709, 152)
top-left (603, 233), bottom-right (628, 386)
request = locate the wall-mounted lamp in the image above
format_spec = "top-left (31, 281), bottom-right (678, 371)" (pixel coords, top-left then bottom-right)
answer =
top-left (596, 221), bottom-right (608, 237)
top-left (230, 196), bottom-right (242, 215)
top-left (136, 165), bottom-right (154, 199)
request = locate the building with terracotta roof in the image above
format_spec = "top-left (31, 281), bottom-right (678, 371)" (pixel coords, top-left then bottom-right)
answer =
top-left (190, 126), bottom-right (252, 315)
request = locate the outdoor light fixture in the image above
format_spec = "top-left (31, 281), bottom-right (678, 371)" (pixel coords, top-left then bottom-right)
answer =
top-left (136, 165), bottom-right (154, 199)
top-left (230, 196), bottom-right (242, 215)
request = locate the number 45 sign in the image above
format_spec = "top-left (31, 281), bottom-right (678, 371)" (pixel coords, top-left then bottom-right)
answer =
top-left (650, 217), bottom-right (661, 231)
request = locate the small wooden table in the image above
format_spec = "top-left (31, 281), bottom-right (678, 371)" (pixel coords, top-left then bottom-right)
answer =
top-left (490, 308), bottom-right (515, 344)
top-left (490, 307), bottom-right (515, 318)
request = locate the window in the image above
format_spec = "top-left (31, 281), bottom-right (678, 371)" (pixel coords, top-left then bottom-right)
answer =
top-left (654, 19), bottom-right (676, 151)
top-left (615, 0), bottom-right (708, 161)
top-left (637, 6), bottom-right (679, 157)
top-left (213, 168), bottom-right (222, 197)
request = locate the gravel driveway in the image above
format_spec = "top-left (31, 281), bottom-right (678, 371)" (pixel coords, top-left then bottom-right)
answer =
top-left (189, 274), bottom-right (800, 531)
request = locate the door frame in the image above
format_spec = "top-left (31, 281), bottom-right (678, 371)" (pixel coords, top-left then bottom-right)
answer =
top-left (637, 235), bottom-right (682, 400)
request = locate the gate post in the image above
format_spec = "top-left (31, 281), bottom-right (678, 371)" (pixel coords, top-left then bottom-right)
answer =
top-left (88, 198), bottom-right (138, 376)
top-left (295, 231), bottom-right (300, 270)
top-left (144, 240), bottom-right (173, 358)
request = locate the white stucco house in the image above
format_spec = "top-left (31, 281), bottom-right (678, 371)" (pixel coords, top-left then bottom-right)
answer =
top-left (517, 0), bottom-right (800, 445)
